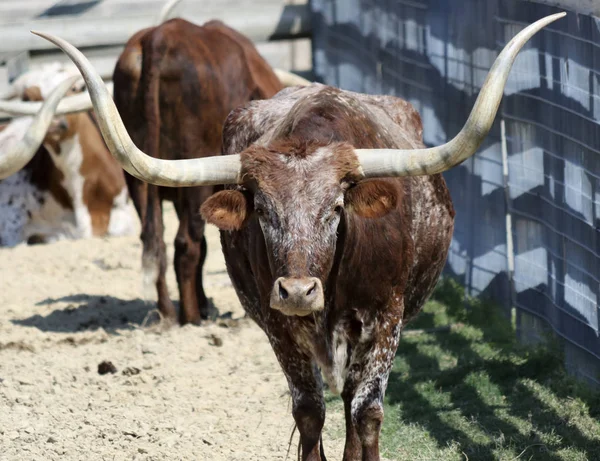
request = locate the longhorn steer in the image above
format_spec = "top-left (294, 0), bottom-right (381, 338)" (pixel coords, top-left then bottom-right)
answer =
top-left (36, 12), bottom-right (565, 460)
top-left (111, 18), bottom-right (284, 324)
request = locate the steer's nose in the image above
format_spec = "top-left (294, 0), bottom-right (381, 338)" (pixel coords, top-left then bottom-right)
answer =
top-left (270, 277), bottom-right (324, 316)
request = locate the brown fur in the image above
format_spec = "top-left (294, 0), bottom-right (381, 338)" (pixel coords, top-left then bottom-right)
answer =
top-left (346, 180), bottom-right (398, 219)
top-left (203, 84), bottom-right (456, 460)
top-left (42, 113), bottom-right (127, 236)
top-left (113, 18), bottom-right (283, 324)
top-left (200, 190), bottom-right (252, 231)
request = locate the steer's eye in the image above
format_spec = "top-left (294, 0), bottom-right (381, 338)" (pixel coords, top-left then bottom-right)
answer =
top-left (255, 207), bottom-right (265, 217)
top-left (334, 205), bottom-right (343, 215)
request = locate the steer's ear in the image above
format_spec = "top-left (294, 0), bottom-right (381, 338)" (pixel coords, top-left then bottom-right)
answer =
top-left (200, 190), bottom-right (253, 231)
top-left (345, 179), bottom-right (397, 219)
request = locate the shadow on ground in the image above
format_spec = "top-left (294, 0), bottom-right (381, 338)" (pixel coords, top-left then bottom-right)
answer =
top-left (11, 294), bottom-right (163, 334)
top-left (381, 279), bottom-right (600, 460)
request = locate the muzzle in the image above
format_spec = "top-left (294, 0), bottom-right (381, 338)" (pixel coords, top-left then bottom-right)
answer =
top-left (270, 277), bottom-right (324, 316)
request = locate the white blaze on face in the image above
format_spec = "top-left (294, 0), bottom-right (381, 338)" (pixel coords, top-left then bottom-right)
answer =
top-left (44, 133), bottom-right (93, 239)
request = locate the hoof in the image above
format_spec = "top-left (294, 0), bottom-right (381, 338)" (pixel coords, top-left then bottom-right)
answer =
top-left (200, 297), bottom-right (219, 321)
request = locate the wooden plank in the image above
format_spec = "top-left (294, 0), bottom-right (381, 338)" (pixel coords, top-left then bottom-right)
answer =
top-left (0, 0), bottom-right (310, 54)
top-left (0, 38), bottom-right (312, 116)
top-left (26, 39), bottom-right (312, 82)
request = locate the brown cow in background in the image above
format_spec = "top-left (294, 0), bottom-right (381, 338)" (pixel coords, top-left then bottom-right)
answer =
top-left (113, 18), bottom-right (283, 325)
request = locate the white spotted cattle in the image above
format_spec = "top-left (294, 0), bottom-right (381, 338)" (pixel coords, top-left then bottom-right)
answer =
top-left (0, 72), bottom-right (135, 246)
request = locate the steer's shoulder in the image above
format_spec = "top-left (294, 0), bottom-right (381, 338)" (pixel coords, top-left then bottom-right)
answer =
top-left (222, 83), bottom-right (426, 156)
top-left (353, 92), bottom-right (425, 148)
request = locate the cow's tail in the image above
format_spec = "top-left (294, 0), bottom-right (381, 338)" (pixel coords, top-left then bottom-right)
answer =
top-left (140, 36), bottom-right (163, 302)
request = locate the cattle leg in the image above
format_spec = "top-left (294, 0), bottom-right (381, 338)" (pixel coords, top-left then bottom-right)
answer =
top-left (342, 380), bottom-right (384, 461)
top-left (142, 185), bottom-right (177, 323)
top-left (292, 375), bottom-right (326, 461)
top-left (193, 187), bottom-right (215, 320)
top-left (274, 345), bottom-right (326, 461)
top-left (173, 189), bottom-right (213, 325)
top-left (125, 173), bottom-right (148, 223)
top-left (174, 204), bottom-right (201, 325)
top-left (341, 389), bottom-right (362, 460)
top-left (342, 319), bottom-right (402, 461)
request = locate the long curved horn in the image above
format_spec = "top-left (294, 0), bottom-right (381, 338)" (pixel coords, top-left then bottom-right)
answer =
top-left (0, 75), bottom-right (79, 180)
top-left (355, 12), bottom-right (566, 178)
top-left (0, 82), bottom-right (114, 117)
top-left (155, 0), bottom-right (183, 25)
top-left (274, 69), bottom-right (312, 87)
top-left (31, 31), bottom-right (242, 187)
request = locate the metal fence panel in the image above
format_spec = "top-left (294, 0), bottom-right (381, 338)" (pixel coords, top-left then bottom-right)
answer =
top-left (312, 0), bottom-right (600, 385)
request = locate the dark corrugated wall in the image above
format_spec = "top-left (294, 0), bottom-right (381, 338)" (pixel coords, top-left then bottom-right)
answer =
top-left (311, 0), bottom-right (600, 385)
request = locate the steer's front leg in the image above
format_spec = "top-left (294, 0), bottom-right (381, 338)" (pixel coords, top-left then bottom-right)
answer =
top-left (342, 313), bottom-right (402, 461)
top-left (270, 336), bottom-right (326, 461)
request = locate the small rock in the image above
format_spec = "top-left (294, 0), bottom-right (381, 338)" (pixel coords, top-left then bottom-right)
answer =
top-left (97, 361), bottom-right (117, 375)
top-left (208, 334), bottom-right (223, 347)
top-left (122, 367), bottom-right (141, 377)
top-left (138, 448), bottom-right (148, 454)
top-left (47, 436), bottom-right (58, 444)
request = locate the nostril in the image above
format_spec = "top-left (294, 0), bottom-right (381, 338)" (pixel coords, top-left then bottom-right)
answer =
top-left (306, 282), bottom-right (317, 297)
top-left (279, 282), bottom-right (289, 300)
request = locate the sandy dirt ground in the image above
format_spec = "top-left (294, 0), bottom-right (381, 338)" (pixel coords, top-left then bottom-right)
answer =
top-left (0, 203), bottom-right (347, 460)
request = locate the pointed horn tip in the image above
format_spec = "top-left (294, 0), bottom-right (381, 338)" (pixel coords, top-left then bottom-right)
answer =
top-left (542, 11), bottom-right (566, 23)
top-left (31, 30), bottom-right (60, 43)
top-left (31, 30), bottom-right (53, 42)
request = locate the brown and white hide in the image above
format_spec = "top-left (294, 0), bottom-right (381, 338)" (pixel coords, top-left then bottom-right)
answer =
top-left (201, 83), bottom-right (456, 461)
top-left (0, 84), bottom-right (136, 246)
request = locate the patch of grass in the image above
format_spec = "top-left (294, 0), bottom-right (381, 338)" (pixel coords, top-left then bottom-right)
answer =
top-left (328, 278), bottom-right (600, 460)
